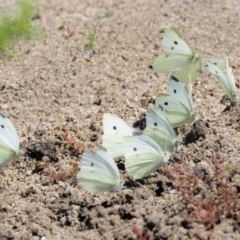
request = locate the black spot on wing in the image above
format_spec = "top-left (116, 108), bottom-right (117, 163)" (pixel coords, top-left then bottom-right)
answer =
top-left (170, 75), bottom-right (180, 82)
top-left (91, 162), bottom-right (94, 166)
top-left (133, 147), bottom-right (137, 151)
top-left (113, 126), bottom-right (117, 130)
top-left (174, 41), bottom-right (178, 45)
top-left (164, 102), bottom-right (168, 105)
top-left (171, 47), bottom-right (174, 50)
top-left (174, 89), bottom-right (177, 93)
top-left (1, 124), bottom-right (4, 129)
top-left (154, 122), bottom-right (157, 126)
top-left (0, 112), bottom-right (7, 119)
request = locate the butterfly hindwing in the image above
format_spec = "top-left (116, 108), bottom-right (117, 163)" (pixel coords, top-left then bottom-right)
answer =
top-left (152, 54), bottom-right (193, 73)
top-left (172, 56), bottom-right (202, 83)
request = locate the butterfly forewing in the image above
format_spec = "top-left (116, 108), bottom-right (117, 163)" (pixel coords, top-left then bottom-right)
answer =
top-left (162, 26), bottom-right (194, 55)
top-left (0, 113), bottom-right (20, 152)
top-left (77, 147), bottom-right (123, 193)
top-left (155, 93), bottom-right (195, 128)
top-left (145, 108), bottom-right (176, 139)
top-left (201, 57), bottom-right (226, 74)
top-left (207, 58), bottom-right (238, 102)
top-left (144, 108), bottom-right (180, 152)
top-left (0, 112), bottom-right (22, 169)
top-left (102, 113), bottom-right (135, 159)
top-left (167, 75), bottom-right (193, 111)
top-left (124, 135), bottom-right (169, 179)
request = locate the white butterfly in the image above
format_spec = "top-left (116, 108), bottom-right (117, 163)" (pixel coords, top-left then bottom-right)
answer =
top-left (152, 26), bottom-right (225, 83)
top-left (0, 112), bottom-right (24, 169)
top-left (124, 134), bottom-right (170, 179)
top-left (203, 57), bottom-right (238, 103)
top-left (155, 75), bottom-right (196, 128)
top-left (102, 113), bottom-right (136, 159)
top-left (77, 146), bottom-right (124, 193)
top-left (143, 108), bottom-right (180, 153)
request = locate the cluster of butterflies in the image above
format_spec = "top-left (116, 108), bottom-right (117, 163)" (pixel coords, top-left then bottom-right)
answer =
top-left (77, 26), bottom-right (238, 193)
top-left (77, 75), bottom-right (198, 193)
top-left (0, 26), bottom-right (238, 195)
top-left (152, 26), bottom-right (238, 103)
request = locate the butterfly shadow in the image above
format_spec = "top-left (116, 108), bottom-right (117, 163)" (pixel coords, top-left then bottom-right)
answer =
top-left (133, 116), bottom-right (146, 131)
top-left (220, 94), bottom-right (237, 112)
top-left (116, 159), bottom-right (145, 189)
top-left (183, 120), bottom-right (208, 145)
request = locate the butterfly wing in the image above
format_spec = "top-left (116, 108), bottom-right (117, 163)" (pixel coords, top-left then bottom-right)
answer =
top-left (124, 134), bottom-right (169, 179)
top-left (145, 108), bottom-right (176, 139)
top-left (162, 26), bottom-right (194, 55)
top-left (155, 93), bottom-right (194, 128)
top-left (172, 56), bottom-right (202, 83)
top-left (152, 54), bottom-right (194, 73)
top-left (225, 58), bottom-right (238, 102)
top-left (0, 113), bottom-right (19, 151)
top-left (0, 146), bottom-right (20, 169)
top-left (0, 113), bottom-right (22, 169)
top-left (143, 128), bottom-right (175, 153)
top-left (144, 108), bottom-right (179, 152)
top-left (201, 57), bottom-right (226, 74)
top-left (77, 147), bottom-right (123, 193)
top-left (153, 25), bottom-right (199, 76)
top-left (167, 75), bottom-right (193, 111)
top-left (207, 58), bottom-right (238, 102)
top-left (102, 113), bottom-right (135, 159)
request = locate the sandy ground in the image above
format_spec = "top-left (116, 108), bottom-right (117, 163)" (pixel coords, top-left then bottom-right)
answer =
top-left (0, 0), bottom-right (240, 239)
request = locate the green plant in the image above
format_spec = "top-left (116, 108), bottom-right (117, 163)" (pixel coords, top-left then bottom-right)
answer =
top-left (87, 7), bottom-right (112, 52)
top-left (0, 0), bottom-right (39, 53)
top-left (88, 21), bottom-right (99, 51)
top-left (103, 8), bottom-right (111, 18)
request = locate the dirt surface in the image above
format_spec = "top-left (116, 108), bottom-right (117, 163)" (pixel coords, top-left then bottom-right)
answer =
top-left (0, 0), bottom-right (240, 239)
